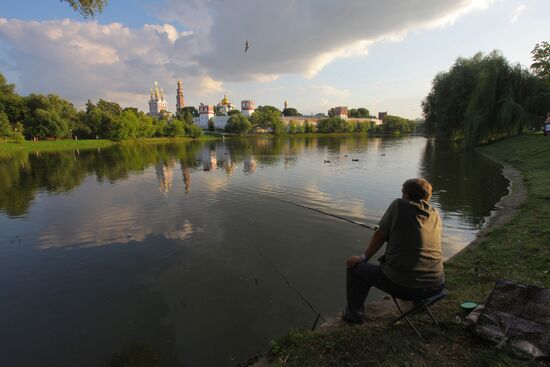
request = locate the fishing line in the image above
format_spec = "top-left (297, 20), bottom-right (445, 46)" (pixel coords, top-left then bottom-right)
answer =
top-left (272, 197), bottom-right (378, 231)
top-left (254, 245), bottom-right (327, 330)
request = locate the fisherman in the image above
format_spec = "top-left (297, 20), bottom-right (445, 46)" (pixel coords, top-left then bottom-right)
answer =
top-left (544, 112), bottom-right (550, 136)
top-left (343, 178), bottom-right (445, 324)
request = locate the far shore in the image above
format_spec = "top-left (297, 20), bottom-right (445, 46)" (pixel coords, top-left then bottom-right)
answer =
top-left (0, 131), bottom-right (425, 155)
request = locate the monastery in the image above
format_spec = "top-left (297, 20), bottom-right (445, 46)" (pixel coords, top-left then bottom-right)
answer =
top-left (148, 81), bottom-right (382, 128)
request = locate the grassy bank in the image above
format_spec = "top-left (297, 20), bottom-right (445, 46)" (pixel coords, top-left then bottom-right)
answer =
top-left (0, 136), bottom-right (217, 155)
top-left (264, 135), bottom-right (550, 367)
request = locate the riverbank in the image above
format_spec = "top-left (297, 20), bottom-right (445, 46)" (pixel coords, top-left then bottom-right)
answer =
top-left (254, 135), bottom-right (549, 366)
top-left (0, 136), bottom-right (217, 155)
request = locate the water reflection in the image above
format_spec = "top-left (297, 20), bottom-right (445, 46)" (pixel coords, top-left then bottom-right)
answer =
top-left (420, 138), bottom-right (508, 227)
top-left (0, 136), bottom-right (509, 366)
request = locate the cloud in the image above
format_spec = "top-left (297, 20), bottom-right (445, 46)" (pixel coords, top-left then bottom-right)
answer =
top-left (161, 0), bottom-right (493, 81)
top-left (0, 18), bottom-right (219, 110)
top-left (0, 0), bottom-right (492, 111)
top-left (510, 4), bottom-right (526, 23)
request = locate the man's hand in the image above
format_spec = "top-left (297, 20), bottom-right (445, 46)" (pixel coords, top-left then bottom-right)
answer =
top-left (346, 255), bottom-right (366, 269)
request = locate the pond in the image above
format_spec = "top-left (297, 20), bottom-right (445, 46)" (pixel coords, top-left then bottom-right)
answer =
top-left (0, 136), bottom-right (508, 366)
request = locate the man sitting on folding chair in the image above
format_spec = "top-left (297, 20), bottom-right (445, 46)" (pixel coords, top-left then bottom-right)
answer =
top-left (344, 178), bottom-right (445, 327)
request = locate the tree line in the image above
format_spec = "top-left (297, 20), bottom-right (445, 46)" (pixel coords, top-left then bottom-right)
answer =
top-left (223, 105), bottom-right (417, 135)
top-left (0, 73), bottom-right (203, 141)
top-left (422, 44), bottom-right (550, 146)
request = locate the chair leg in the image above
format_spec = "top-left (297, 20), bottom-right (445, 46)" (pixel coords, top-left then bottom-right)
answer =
top-left (424, 304), bottom-right (440, 328)
top-left (391, 297), bottom-right (425, 340)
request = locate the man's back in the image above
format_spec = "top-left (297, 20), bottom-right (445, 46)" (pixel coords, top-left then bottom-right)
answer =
top-left (378, 198), bottom-right (444, 288)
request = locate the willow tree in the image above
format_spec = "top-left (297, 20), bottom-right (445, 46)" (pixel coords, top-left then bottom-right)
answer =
top-left (423, 50), bottom-right (550, 146)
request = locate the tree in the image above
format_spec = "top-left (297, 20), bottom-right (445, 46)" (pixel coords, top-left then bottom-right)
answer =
top-left (354, 121), bottom-right (370, 133)
top-left (0, 111), bottom-right (10, 139)
top-left (531, 41), bottom-right (550, 83)
top-left (208, 118), bottom-right (215, 131)
top-left (250, 106), bottom-right (283, 130)
top-left (381, 115), bottom-right (415, 135)
top-left (271, 119), bottom-right (286, 135)
top-left (423, 50), bottom-right (550, 145)
top-left (181, 106), bottom-right (199, 117)
top-left (162, 119), bottom-right (186, 137)
top-left (23, 94), bottom-right (77, 139)
top-left (0, 73), bottom-right (25, 124)
top-left (282, 108), bottom-right (299, 117)
top-left (62, 0), bottom-right (108, 17)
top-left (225, 113), bottom-right (252, 134)
top-left (349, 108), bottom-right (370, 118)
top-left (96, 99), bottom-right (122, 117)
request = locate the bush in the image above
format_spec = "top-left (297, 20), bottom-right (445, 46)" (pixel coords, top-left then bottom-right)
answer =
top-left (271, 119), bottom-right (286, 135)
top-left (304, 121), bottom-right (316, 133)
top-left (355, 121), bottom-right (370, 133)
top-left (317, 117), bottom-right (352, 133)
top-left (186, 124), bottom-right (203, 138)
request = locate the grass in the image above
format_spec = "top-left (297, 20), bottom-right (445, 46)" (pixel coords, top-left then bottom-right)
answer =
top-left (265, 134), bottom-right (550, 367)
top-left (0, 138), bottom-right (114, 153)
top-left (0, 135), bottom-right (218, 155)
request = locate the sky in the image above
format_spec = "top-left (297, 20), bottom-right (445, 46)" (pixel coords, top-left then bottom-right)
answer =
top-left (0, 0), bottom-right (548, 119)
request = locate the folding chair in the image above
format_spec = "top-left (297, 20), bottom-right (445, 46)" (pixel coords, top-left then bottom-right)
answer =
top-left (390, 288), bottom-right (448, 340)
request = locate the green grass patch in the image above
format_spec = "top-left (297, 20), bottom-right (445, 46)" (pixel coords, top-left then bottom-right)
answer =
top-left (267, 135), bottom-right (550, 366)
top-left (0, 136), bottom-right (218, 155)
top-left (0, 138), bottom-right (114, 154)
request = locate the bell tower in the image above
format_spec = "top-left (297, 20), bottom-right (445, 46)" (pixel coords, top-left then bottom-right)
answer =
top-left (176, 80), bottom-right (185, 112)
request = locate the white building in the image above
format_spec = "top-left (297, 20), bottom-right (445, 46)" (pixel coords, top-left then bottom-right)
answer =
top-left (216, 95), bottom-right (237, 115)
top-left (333, 106), bottom-right (348, 120)
top-left (197, 103), bottom-right (214, 128)
top-left (241, 100), bottom-right (256, 117)
top-left (148, 81), bottom-right (167, 117)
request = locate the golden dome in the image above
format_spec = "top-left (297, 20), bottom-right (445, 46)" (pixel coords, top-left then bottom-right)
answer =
top-left (220, 95), bottom-right (230, 105)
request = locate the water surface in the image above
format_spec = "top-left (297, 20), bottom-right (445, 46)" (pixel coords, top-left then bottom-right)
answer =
top-left (0, 136), bottom-right (508, 366)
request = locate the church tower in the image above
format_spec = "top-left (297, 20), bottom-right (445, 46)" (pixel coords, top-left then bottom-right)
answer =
top-left (176, 80), bottom-right (185, 112)
top-left (148, 81), bottom-right (167, 117)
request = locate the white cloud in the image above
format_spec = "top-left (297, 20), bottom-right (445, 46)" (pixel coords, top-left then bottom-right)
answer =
top-left (0, 0), bottom-right (493, 111)
top-left (510, 4), bottom-right (526, 23)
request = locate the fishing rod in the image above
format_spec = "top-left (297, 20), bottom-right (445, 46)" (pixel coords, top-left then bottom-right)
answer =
top-left (273, 197), bottom-right (378, 231)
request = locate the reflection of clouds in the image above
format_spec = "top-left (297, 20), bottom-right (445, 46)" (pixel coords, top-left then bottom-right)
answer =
top-left (39, 217), bottom-right (197, 249)
top-left (38, 206), bottom-right (151, 249)
top-left (163, 220), bottom-right (194, 241)
top-left (300, 183), bottom-right (371, 223)
top-left (35, 172), bottom-right (202, 250)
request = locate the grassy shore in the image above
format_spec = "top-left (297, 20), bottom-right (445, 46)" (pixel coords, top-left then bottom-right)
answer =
top-left (262, 135), bottom-right (550, 367)
top-left (0, 136), bottom-right (217, 155)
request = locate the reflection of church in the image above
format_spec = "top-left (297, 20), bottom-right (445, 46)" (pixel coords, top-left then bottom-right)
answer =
top-left (155, 160), bottom-right (174, 193)
top-left (243, 156), bottom-right (257, 174)
top-left (181, 164), bottom-right (191, 193)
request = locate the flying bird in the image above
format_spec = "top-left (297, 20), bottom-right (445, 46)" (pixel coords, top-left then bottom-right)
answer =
top-left (245, 40), bottom-right (249, 53)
